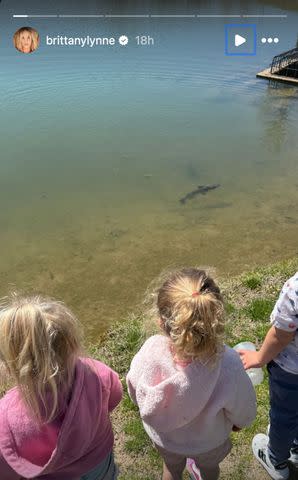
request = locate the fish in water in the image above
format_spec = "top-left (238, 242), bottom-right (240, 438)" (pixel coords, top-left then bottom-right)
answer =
top-left (180, 184), bottom-right (220, 205)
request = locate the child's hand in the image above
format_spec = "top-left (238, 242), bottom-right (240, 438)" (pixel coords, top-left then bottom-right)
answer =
top-left (232, 425), bottom-right (242, 432)
top-left (237, 349), bottom-right (262, 369)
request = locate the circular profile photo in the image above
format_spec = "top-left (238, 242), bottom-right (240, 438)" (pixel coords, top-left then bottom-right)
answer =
top-left (13, 27), bottom-right (40, 54)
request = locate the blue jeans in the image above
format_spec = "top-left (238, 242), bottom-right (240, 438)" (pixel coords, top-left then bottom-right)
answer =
top-left (80, 452), bottom-right (118, 480)
top-left (267, 361), bottom-right (298, 465)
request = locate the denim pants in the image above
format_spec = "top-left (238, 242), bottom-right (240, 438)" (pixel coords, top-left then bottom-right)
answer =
top-left (80, 452), bottom-right (118, 480)
top-left (267, 361), bottom-right (298, 465)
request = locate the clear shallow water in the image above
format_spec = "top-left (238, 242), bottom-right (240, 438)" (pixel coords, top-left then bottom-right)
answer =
top-left (0, 0), bottom-right (298, 338)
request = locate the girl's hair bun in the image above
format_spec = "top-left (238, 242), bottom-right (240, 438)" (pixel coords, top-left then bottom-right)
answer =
top-left (157, 268), bottom-right (224, 363)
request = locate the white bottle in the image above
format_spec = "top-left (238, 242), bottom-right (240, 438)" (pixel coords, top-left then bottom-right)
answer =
top-left (233, 341), bottom-right (264, 386)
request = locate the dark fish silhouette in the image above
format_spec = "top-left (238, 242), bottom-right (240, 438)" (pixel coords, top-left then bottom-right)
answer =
top-left (180, 184), bottom-right (220, 205)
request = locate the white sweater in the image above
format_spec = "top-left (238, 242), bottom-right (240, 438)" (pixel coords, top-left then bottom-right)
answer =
top-left (126, 335), bottom-right (256, 455)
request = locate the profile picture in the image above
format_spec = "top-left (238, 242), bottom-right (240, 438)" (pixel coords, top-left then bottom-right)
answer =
top-left (13, 27), bottom-right (40, 54)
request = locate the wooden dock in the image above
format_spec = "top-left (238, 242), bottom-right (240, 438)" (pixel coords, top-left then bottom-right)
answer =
top-left (257, 48), bottom-right (298, 86)
top-left (257, 68), bottom-right (298, 85)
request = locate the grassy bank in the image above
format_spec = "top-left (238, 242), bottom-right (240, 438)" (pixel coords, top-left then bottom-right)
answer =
top-left (90, 258), bottom-right (298, 480)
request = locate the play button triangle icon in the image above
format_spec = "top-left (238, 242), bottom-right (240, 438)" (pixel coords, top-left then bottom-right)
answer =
top-left (235, 34), bottom-right (247, 47)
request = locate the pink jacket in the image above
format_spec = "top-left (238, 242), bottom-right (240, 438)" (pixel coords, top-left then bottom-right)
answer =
top-left (0, 357), bottom-right (122, 479)
top-left (127, 335), bottom-right (256, 455)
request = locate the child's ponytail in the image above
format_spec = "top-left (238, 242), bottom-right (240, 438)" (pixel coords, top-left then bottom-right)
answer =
top-left (157, 268), bottom-right (225, 363)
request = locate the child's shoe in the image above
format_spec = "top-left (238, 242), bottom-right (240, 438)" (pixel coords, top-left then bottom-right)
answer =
top-left (252, 434), bottom-right (289, 480)
top-left (186, 458), bottom-right (202, 480)
top-left (267, 423), bottom-right (298, 467)
top-left (289, 446), bottom-right (298, 467)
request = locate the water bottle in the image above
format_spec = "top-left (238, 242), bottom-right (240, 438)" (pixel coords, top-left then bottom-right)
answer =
top-left (233, 341), bottom-right (264, 386)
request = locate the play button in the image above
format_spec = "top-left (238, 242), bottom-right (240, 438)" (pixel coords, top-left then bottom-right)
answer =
top-left (225, 24), bottom-right (257, 56)
top-left (235, 34), bottom-right (247, 47)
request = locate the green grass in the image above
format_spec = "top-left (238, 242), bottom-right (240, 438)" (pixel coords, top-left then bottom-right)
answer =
top-left (89, 315), bottom-right (145, 377)
top-left (225, 302), bottom-right (236, 314)
top-left (242, 275), bottom-right (262, 290)
top-left (121, 391), bottom-right (139, 413)
top-left (90, 257), bottom-right (298, 480)
top-left (244, 298), bottom-right (275, 322)
top-left (124, 418), bottom-right (150, 453)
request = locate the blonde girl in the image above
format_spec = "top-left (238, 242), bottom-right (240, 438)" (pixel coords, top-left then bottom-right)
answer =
top-left (13, 27), bottom-right (39, 53)
top-left (127, 268), bottom-right (256, 480)
top-left (0, 294), bottom-right (122, 480)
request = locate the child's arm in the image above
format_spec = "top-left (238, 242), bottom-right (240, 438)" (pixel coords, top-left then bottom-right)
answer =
top-left (238, 325), bottom-right (295, 369)
top-left (108, 369), bottom-right (123, 412)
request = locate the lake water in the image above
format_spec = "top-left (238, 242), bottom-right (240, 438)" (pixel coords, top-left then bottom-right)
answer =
top-left (1, 0), bottom-right (297, 337)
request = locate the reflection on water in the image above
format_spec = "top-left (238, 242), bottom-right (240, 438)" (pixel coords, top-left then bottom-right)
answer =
top-left (260, 83), bottom-right (298, 152)
top-left (0, 0), bottom-right (298, 338)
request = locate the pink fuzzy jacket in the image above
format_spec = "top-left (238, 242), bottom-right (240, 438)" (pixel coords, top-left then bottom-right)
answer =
top-left (0, 357), bottom-right (122, 479)
top-left (126, 335), bottom-right (256, 455)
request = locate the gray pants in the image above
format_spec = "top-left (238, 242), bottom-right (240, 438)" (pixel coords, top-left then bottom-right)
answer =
top-left (154, 438), bottom-right (232, 480)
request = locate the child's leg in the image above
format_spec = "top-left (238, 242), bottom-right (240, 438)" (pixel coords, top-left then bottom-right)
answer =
top-left (192, 438), bottom-right (232, 480)
top-left (154, 444), bottom-right (186, 480)
top-left (267, 361), bottom-right (298, 465)
top-left (162, 459), bottom-right (186, 480)
top-left (195, 465), bottom-right (219, 480)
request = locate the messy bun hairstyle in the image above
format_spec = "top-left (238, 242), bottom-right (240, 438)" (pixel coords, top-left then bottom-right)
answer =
top-left (157, 268), bottom-right (225, 363)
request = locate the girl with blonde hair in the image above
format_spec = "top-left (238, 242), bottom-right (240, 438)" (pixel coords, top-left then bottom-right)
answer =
top-left (13, 27), bottom-right (39, 53)
top-left (127, 268), bottom-right (256, 480)
top-left (0, 294), bottom-right (122, 480)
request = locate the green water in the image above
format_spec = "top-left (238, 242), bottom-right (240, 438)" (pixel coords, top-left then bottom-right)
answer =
top-left (1, 1), bottom-right (298, 338)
